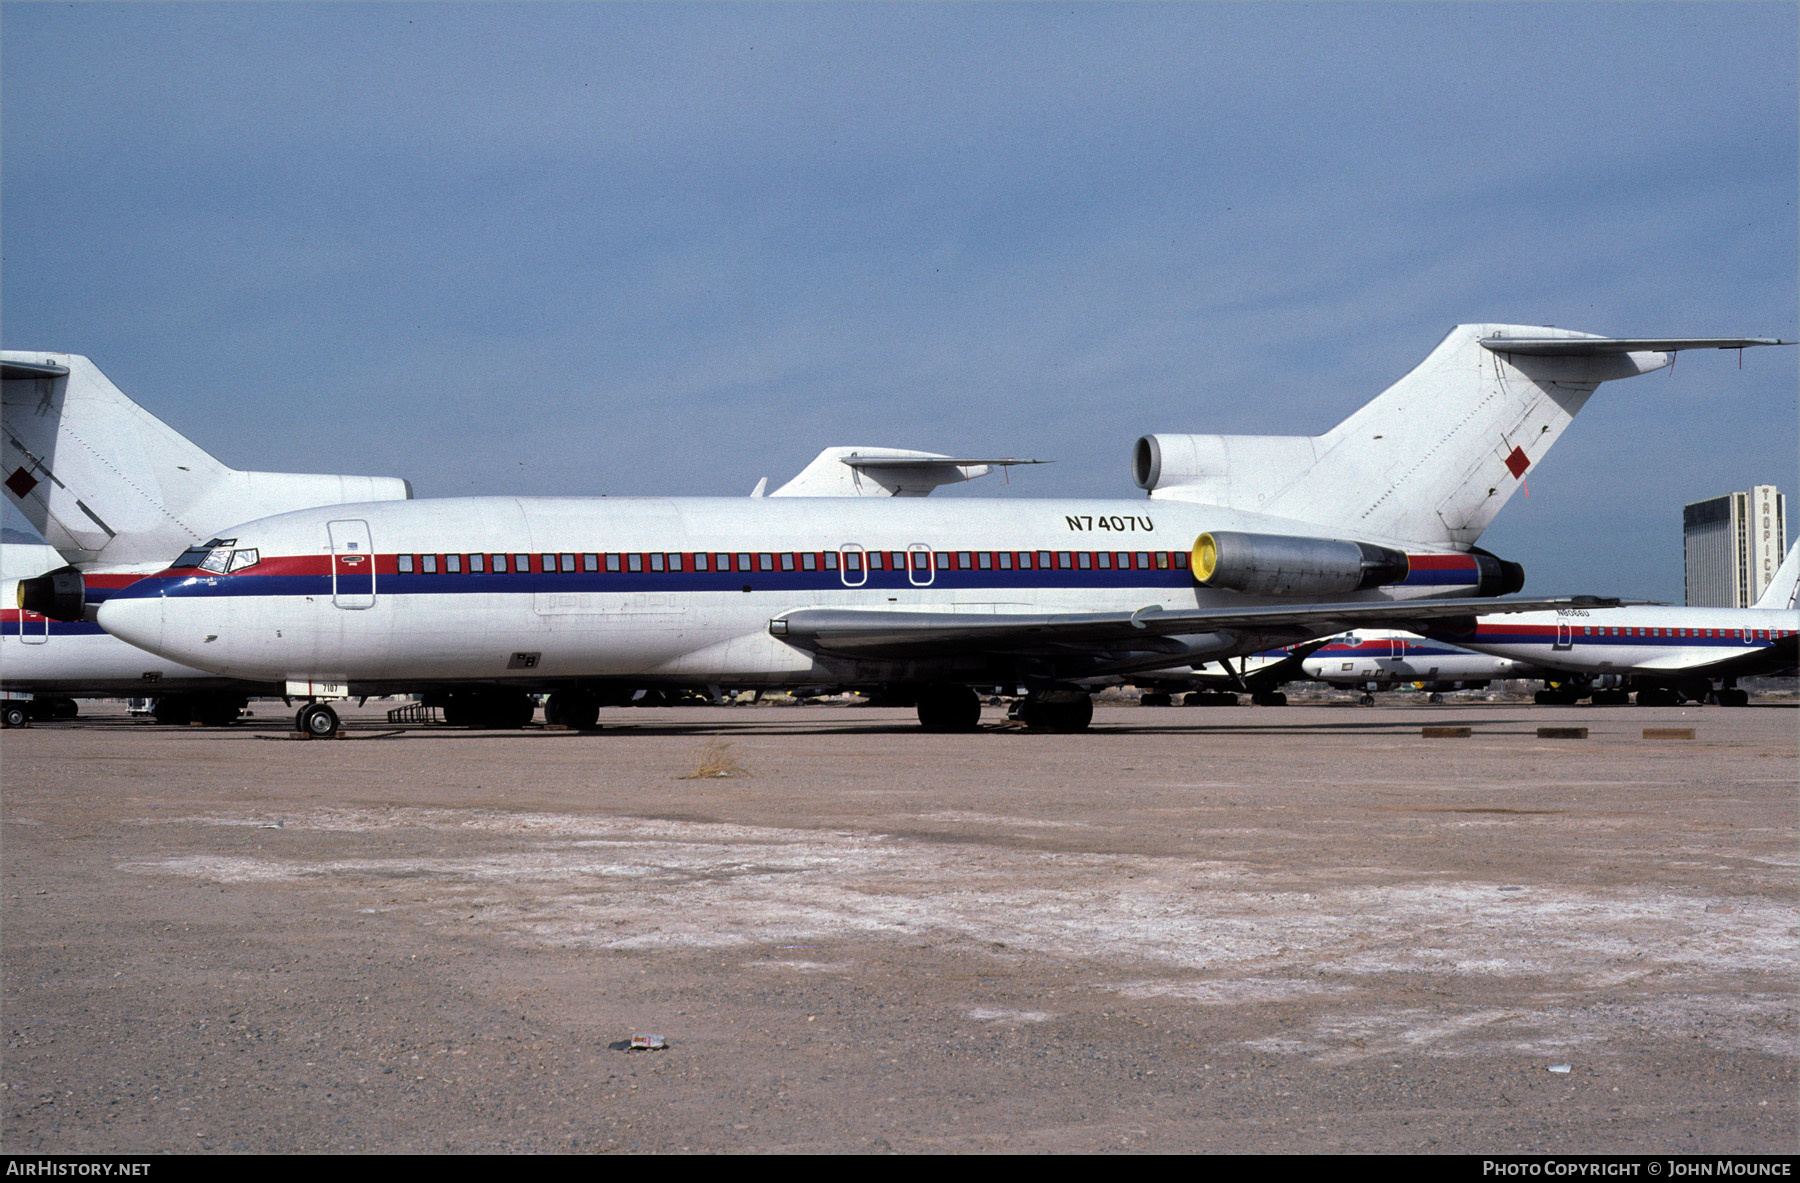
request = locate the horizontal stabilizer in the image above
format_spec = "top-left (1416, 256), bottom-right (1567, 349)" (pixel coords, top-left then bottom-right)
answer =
top-left (1, 360), bottom-right (70, 380)
top-left (1480, 336), bottom-right (1791, 356)
top-left (841, 456), bottom-right (1048, 470)
top-left (770, 447), bottom-right (1047, 498)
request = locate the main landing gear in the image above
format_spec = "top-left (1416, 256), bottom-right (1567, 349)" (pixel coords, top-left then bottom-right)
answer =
top-left (1016, 691), bottom-right (1094, 733)
top-left (435, 688), bottom-right (536, 729)
top-left (544, 690), bottom-right (602, 730)
top-left (151, 692), bottom-right (247, 726)
top-left (916, 684), bottom-right (982, 732)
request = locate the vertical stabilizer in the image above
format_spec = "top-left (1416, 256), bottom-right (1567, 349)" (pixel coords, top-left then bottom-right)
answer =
top-left (1753, 542), bottom-right (1799, 610)
top-left (1138, 325), bottom-right (1785, 549)
top-left (3, 352), bottom-right (410, 567)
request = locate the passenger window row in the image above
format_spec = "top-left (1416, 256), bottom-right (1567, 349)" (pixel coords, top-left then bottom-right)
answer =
top-left (1585, 626), bottom-right (1790, 639)
top-left (388, 550), bottom-right (1190, 575)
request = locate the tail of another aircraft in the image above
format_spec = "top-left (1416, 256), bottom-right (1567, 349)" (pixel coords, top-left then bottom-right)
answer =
top-left (1135, 325), bottom-right (1789, 549)
top-left (2, 352), bottom-right (410, 568)
top-left (1753, 542), bottom-right (1799, 610)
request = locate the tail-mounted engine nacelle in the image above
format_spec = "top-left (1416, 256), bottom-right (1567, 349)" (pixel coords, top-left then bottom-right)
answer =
top-left (1192, 531), bottom-right (1409, 597)
top-left (1471, 548), bottom-right (1526, 597)
top-left (17, 565), bottom-right (86, 622)
top-left (1132, 433), bottom-right (1320, 497)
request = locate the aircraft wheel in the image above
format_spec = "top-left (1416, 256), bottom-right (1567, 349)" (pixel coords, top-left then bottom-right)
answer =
top-left (1052, 695), bottom-right (1094, 732)
top-left (917, 684), bottom-right (981, 732)
top-left (1427, 692), bottom-right (1444, 704)
top-left (556, 691), bottom-right (601, 730)
top-left (152, 696), bottom-right (194, 726)
top-left (1020, 693), bottom-right (1092, 732)
top-left (30, 697), bottom-right (80, 721)
top-left (1139, 692), bottom-right (1172, 707)
top-left (1, 704), bottom-right (28, 729)
top-left (1721, 688), bottom-right (1750, 707)
top-left (1358, 693), bottom-right (1375, 707)
top-left (196, 693), bottom-right (247, 727)
top-left (502, 692), bottom-right (537, 728)
top-left (297, 703), bottom-right (340, 737)
top-left (1251, 691), bottom-right (1286, 707)
top-left (460, 689), bottom-right (534, 728)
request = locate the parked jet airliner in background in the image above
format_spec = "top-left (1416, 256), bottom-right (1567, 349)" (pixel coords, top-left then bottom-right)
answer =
top-left (1427, 543), bottom-right (1799, 705)
top-left (1299, 630), bottom-right (1543, 704)
top-left (78, 324), bottom-right (1790, 734)
top-left (1, 352), bottom-right (412, 724)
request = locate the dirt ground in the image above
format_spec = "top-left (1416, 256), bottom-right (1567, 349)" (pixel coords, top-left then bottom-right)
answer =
top-left (2, 698), bottom-right (1794, 1153)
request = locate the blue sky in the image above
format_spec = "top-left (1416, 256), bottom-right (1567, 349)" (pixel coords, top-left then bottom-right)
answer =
top-left (4, 2), bottom-right (1794, 601)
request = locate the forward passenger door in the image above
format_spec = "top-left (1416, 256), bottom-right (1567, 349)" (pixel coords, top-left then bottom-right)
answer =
top-left (328, 519), bottom-right (376, 609)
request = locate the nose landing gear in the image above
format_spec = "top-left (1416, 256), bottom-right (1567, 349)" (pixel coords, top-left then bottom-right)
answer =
top-left (296, 702), bottom-right (340, 737)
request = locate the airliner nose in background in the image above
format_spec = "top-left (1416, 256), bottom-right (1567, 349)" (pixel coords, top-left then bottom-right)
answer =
top-left (91, 324), bottom-right (1792, 735)
top-left (2, 351), bottom-right (413, 725)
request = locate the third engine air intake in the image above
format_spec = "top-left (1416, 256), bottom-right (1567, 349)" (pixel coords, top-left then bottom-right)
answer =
top-left (1191, 532), bottom-right (1410, 597)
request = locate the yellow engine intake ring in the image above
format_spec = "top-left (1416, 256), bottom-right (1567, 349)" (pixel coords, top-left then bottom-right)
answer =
top-left (1191, 533), bottom-right (1220, 584)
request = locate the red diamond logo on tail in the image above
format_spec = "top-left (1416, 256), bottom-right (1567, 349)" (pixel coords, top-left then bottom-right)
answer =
top-left (4, 467), bottom-right (39, 499)
top-left (1503, 446), bottom-right (1530, 479)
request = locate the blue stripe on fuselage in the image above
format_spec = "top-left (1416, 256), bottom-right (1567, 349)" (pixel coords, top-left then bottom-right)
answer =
top-left (119, 566), bottom-right (1202, 600)
top-left (2, 620), bottom-right (106, 637)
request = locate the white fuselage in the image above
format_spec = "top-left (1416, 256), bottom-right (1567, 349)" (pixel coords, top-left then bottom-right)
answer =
top-left (97, 495), bottom-right (1501, 692)
top-left (1435, 605), bottom-right (1797, 682)
top-left (1300, 630), bottom-right (1538, 687)
top-left (2, 555), bottom-right (257, 696)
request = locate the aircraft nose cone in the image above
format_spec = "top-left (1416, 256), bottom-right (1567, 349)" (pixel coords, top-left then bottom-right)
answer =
top-left (97, 593), bottom-right (166, 658)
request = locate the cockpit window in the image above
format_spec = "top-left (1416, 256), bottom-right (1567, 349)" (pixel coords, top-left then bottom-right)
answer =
top-left (227, 548), bottom-right (260, 573)
top-left (174, 538), bottom-right (236, 571)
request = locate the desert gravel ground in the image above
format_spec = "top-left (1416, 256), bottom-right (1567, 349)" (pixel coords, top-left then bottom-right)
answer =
top-left (2, 698), bottom-right (1794, 1153)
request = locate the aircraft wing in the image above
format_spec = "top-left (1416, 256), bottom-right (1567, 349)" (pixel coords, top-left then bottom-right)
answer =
top-left (771, 596), bottom-right (1620, 659)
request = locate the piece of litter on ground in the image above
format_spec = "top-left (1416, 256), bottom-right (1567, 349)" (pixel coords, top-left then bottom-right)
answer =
top-left (1498, 886), bottom-right (1523, 892)
top-left (256, 821), bottom-right (284, 829)
top-left (627, 1034), bottom-right (667, 1051)
top-left (1547, 1064), bottom-right (1571, 1074)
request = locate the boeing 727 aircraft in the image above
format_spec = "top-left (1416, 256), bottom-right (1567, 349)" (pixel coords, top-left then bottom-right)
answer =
top-left (77, 324), bottom-right (1790, 734)
top-left (2, 351), bottom-right (412, 724)
top-left (1427, 543), bottom-right (1799, 705)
